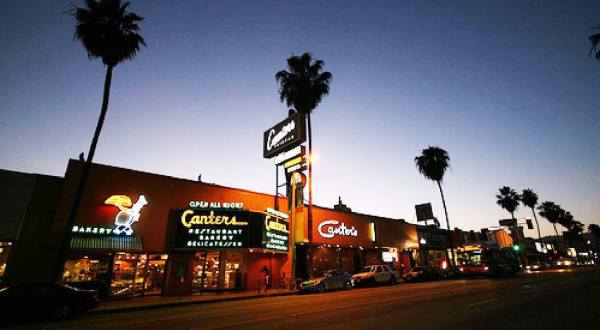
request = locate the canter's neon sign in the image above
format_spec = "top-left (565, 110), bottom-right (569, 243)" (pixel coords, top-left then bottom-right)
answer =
top-left (318, 220), bottom-right (358, 239)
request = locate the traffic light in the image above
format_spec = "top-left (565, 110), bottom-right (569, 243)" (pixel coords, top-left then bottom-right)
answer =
top-left (513, 244), bottom-right (521, 252)
top-left (526, 219), bottom-right (534, 230)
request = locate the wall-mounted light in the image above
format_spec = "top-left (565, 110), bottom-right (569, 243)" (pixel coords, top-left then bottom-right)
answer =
top-left (370, 222), bottom-right (376, 242)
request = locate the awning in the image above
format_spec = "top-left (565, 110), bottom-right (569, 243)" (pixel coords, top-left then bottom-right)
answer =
top-left (69, 234), bottom-right (143, 254)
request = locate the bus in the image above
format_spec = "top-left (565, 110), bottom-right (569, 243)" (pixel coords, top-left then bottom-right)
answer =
top-left (457, 244), bottom-right (520, 277)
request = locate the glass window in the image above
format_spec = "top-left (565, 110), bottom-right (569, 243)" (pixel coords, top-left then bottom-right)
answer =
top-left (193, 252), bottom-right (220, 291)
top-left (63, 258), bottom-right (110, 283)
top-left (111, 254), bottom-right (140, 297)
top-left (224, 252), bottom-right (242, 290)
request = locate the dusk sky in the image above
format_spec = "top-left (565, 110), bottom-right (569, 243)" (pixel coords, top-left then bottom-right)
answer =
top-left (1, 1), bottom-right (599, 237)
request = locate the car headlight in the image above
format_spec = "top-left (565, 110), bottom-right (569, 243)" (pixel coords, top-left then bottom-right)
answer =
top-left (564, 261), bottom-right (571, 265)
top-left (526, 265), bottom-right (531, 270)
top-left (484, 266), bottom-right (489, 271)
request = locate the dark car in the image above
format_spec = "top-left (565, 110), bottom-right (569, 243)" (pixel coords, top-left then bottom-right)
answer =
top-left (300, 270), bottom-right (353, 293)
top-left (402, 266), bottom-right (441, 282)
top-left (0, 283), bottom-right (99, 321)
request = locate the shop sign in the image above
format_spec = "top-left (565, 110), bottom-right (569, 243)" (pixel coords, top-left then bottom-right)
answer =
top-left (318, 220), bottom-right (358, 239)
top-left (263, 113), bottom-right (306, 158)
top-left (188, 201), bottom-right (244, 209)
top-left (71, 225), bottom-right (115, 235)
top-left (274, 145), bottom-right (305, 165)
top-left (263, 215), bottom-right (289, 252)
top-left (104, 195), bottom-right (148, 235)
top-left (173, 209), bottom-right (250, 249)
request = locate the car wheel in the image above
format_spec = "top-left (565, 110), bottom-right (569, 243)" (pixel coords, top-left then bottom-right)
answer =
top-left (54, 304), bottom-right (73, 320)
top-left (319, 283), bottom-right (327, 293)
top-left (345, 281), bottom-right (352, 290)
top-left (389, 276), bottom-right (396, 285)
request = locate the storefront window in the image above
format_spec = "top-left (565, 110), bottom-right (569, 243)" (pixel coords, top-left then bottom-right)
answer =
top-left (0, 243), bottom-right (12, 279)
top-left (112, 253), bottom-right (140, 297)
top-left (63, 258), bottom-right (110, 283)
top-left (224, 253), bottom-right (242, 289)
top-left (193, 252), bottom-right (220, 291)
top-left (144, 255), bottom-right (167, 295)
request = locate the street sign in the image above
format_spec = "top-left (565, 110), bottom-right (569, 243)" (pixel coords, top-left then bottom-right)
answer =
top-left (415, 203), bottom-right (434, 222)
top-left (274, 146), bottom-right (305, 165)
top-left (263, 113), bottom-right (306, 158)
top-left (499, 218), bottom-right (517, 227)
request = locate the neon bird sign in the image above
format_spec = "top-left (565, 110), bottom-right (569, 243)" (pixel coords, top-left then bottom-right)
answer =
top-left (104, 195), bottom-right (148, 235)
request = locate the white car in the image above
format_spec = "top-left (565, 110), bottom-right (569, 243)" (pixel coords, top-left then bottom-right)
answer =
top-left (352, 265), bottom-right (398, 286)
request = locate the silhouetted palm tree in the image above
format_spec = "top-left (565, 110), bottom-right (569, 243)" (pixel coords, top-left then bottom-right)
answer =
top-left (496, 186), bottom-right (521, 242)
top-left (57, 0), bottom-right (145, 278)
top-left (537, 201), bottom-right (562, 238)
top-left (414, 146), bottom-right (455, 264)
top-left (521, 189), bottom-right (542, 242)
top-left (276, 52), bottom-right (332, 239)
top-left (589, 24), bottom-right (600, 61)
top-left (496, 186), bottom-right (520, 219)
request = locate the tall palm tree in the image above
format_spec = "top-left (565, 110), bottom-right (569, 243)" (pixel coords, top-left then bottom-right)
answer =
top-left (276, 52), bottom-right (332, 240)
top-left (521, 188), bottom-right (542, 242)
top-left (496, 186), bottom-right (521, 242)
top-left (589, 24), bottom-right (600, 61)
top-left (57, 0), bottom-right (145, 278)
top-left (414, 146), bottom-right (454, 264)
top-left (537, 201), bottom-right (562, 238)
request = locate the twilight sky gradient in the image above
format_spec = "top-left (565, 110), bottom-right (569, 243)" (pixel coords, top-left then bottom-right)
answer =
top-left (1, 1), bottom-right (599, 237)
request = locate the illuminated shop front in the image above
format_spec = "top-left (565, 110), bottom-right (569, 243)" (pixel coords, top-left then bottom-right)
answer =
top-left (300, 206), bottom-right (418, 277)
top-left (50, 161), bottom-right (293, 299)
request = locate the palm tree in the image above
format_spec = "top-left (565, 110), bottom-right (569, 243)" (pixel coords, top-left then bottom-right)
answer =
top-left (276, 52), bottom-right (332, 240)
top-left (496, 186), bottom-right (521, 242)
top-left (589, 224), bottom-right (600, 239)
top-left (414, 146), bottom-right (454, 264)
top-left (57, 0), bottom-right (145, 278)
top-left (537, 201), bottom-right (562, 238)
top-left (589, 24), bottom-right (600, 61)
top-left (521, 188), bottom-right (542, 242)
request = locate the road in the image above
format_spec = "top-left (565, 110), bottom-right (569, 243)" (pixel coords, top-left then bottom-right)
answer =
top-left (11, 267), bottom-right (600, 330)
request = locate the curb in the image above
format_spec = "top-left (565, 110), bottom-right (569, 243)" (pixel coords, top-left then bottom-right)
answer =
top-left (86, 291), bottom-right (299, 315)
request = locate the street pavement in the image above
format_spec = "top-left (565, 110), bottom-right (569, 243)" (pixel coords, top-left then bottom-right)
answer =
top-left (9, 267), bottom-right (600, 330)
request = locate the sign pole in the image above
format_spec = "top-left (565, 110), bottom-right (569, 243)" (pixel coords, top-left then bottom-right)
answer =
top-left (275, 164), bottom-right (279, 211)
top-left (290, 174), bottom-right (296, 289)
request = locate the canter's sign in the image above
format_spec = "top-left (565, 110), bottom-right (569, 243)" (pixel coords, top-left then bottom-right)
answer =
top-left (263, 113), bottom-right (306, 158)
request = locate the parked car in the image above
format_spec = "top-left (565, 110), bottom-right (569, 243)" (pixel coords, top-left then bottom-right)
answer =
top-left (402, 266), bottom-right (441, 282)
top-left (300, 270), bottom-right (353, 293)
top-left (554, 258), bottom-right (576, 268)
top-left (0, 283), bottom-right (99, 321)
top-left (352, 265), bottom-right (398, 286)
top-left (526, 261), bottom-right (550, 271)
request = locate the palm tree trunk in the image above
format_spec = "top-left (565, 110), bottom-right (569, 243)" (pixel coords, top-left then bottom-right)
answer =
top-left (307, 112), bottom-right (313, 242)
top-left (552, 223), bottom-right (560, 238)
top-left (510, 211), bottom-right (519, 243)
top-left (437, 181), bottom-right (454, 266)
top-left (531, 207), bottom-right (542, 243)
top-left (54, 64), bottom-right (114, 280)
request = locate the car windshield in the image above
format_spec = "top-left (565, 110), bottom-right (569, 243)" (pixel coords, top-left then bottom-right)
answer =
top-left (311, 272), bottom-right (329, 279)
top-left (363, 266), bottom-right (377, 272)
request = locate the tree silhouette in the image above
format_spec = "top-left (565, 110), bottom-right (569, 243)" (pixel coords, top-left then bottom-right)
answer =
top-left (589, 224), bottom-right (600, 239)
top-left (276, 52), bottom-right (332, 240)
top-left (57, 0), bottom-right (145, 278)
top-left (496, 186), bottom-right (521, 219)
top-left (537, 201), bottom-right (562, 238)
top-left (415, 146), bottom-right (454, 264)
top-left (521, 188), bottom-right (542, 243)
top-left (589, 24), bottom-right (600, 61)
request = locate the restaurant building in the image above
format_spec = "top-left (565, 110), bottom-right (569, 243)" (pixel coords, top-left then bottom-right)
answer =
top-left (49, 160), bottom-right (293, 298)
top-left (38, 160), bottom-right (416, 299)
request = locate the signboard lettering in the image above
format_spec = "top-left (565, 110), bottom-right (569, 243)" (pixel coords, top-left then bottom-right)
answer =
top-left (263, 113), bottom-right (306, 158)
top-left (318, 220), bottom-right (358, 239)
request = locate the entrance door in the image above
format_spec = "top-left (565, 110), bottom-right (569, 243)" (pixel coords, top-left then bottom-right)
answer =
top-left (143, 255), bottom-right (167, 295)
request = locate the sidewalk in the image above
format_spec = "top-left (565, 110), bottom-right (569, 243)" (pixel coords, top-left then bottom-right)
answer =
top-left (88, 289), bottom-right (298, 314)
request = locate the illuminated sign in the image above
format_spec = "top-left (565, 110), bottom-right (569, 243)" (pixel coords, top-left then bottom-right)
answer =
top-left (318, 220), bottom-right (358, 239)
top-left (263, 113), bottom-right (306, 158)
top-left (104, 195), bottom-right (148, 235)
top-left (274, 145), bottom-right (305, 165)
top-left (180, 210), bottom-right (249, 228)
top-left (382, 251), bottom-right (397, 263)
top-left (71, 225), bottom-right (115, 235)
top-left (263, 215), bottom-right (289, 252)
top-left (173, 209), bottom-right (250, 249)
top-left (188, 201), bottom-right (244, 209)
